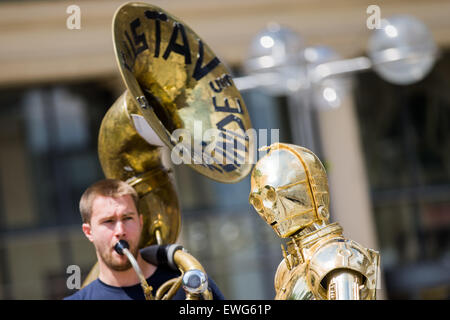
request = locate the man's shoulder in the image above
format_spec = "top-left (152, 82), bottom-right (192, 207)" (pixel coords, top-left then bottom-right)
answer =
top-left (64, 279), bottom-right (101, 300)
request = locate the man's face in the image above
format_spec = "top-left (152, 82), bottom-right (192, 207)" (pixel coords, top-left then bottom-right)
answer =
top-left (82, 194), bottom-right (143, 272)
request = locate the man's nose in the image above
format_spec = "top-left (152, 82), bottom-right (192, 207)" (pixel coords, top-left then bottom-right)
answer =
top-left (114, 221), bottom-right (126, 237)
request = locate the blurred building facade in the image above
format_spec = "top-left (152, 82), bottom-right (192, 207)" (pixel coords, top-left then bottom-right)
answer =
top-left (0, 0), bottom-right (449, 299)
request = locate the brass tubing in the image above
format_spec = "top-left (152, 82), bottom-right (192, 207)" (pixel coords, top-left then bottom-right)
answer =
top-left (122, 247), bottom-right (154, 300)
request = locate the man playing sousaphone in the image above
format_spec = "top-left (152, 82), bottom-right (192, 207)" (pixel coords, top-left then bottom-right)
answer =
top-left (60, 0), bottom-right (257, 299)
top-left (67, 0), bottom-right (252, 300)
top-left (65, 179), bottom-right (224, 300)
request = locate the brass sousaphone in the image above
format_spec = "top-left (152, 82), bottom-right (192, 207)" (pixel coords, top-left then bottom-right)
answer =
top-left (82, 2), bottom-right (253, 299)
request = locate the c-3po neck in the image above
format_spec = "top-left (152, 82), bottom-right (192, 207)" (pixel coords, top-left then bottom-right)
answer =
top-left (281, 223), bottom-right (343, 269)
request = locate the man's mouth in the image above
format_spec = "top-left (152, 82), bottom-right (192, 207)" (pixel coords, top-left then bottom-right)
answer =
top-left (112, 240), bottom-right (134, 257)
top-left (112, 245), bottom-right (125, 255)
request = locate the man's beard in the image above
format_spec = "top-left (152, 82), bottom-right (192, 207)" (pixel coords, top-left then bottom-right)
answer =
top-left (99, 243), bottom-right (140, 272)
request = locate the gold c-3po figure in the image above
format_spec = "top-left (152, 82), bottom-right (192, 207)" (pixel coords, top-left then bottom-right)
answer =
top-left (249, 143), bottom-right (380, 300)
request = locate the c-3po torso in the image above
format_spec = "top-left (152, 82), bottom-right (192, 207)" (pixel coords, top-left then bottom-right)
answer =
top-left (249, 143), bottom-right (380, 300)
top-left (274, 223), bottom-right (379, 300)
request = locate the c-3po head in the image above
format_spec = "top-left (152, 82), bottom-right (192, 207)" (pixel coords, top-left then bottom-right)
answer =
top-left (249, 143), bottom-right (330, 238)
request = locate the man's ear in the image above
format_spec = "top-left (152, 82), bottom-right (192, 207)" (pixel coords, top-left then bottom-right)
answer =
top-left (82, 223), bottom-right (94, 242)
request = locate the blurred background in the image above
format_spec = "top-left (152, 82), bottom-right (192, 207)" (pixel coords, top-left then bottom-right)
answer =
top-left (0, 0), bottom-right (449, 300)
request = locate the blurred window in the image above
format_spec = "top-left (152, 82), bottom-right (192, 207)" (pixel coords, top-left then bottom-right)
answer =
top-left (354, 50), bottom-right (450, 299)
top-left (0, 82), bottom-right (114, 299)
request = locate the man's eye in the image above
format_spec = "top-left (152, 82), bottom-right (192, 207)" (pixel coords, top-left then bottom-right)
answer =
top-left (103, 220), bottom-right (113, 224)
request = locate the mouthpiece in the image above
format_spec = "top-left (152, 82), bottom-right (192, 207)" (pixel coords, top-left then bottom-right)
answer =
top-left (114, 240), bottom-right (130, 255)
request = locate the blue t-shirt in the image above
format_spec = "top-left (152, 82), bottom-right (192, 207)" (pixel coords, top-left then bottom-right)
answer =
top-left (64, 265), bottom-right (224, 300)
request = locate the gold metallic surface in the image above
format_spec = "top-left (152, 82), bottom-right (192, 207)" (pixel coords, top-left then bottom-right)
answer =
top-left (326, 269), bottom-right (362, 300)
top-left (155, 277), bottom-right (182, 300)
top-left (250, 143), bottom-right (380, 300)
top-left (113, 2), bottom-right (253, 183)
top-left (249, 143), bottom-right (330, 238)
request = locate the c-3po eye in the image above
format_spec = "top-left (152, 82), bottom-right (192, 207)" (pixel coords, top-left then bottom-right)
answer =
top-left (249, 193), bottom-right (264, 211)
top-left (264, 185), bottom-right (277, 203)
